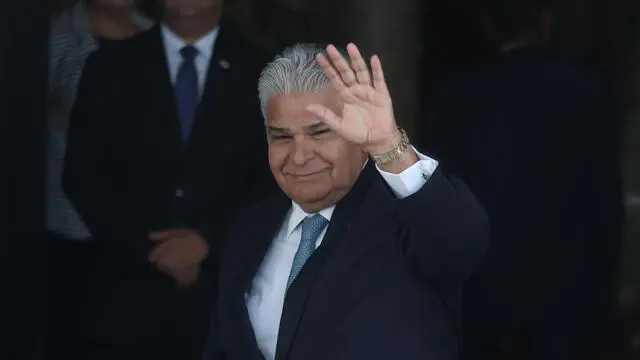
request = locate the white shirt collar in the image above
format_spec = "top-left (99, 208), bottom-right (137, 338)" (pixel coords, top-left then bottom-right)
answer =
top-left (286, 202), bottom-right (335, 239)
top-left (160, 23), bottom-right (219, 60)
top-left (283, 158), bottom-right (369, 238)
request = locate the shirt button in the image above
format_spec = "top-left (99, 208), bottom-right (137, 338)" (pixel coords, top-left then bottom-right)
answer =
top-left (175, 188), bottom-right (184, 198)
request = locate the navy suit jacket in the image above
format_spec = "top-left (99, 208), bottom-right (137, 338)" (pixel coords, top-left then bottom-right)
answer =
top-left (204, 163), bottom-right (489, 360)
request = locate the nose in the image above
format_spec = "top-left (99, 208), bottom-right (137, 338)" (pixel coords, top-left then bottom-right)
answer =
top-left (290, 137), bottom-right (314, 166)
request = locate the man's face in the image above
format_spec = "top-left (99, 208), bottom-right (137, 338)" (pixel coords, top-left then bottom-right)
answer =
top-left (163, 0), bottom-right (222, 18)
top-left (266, 90), bottom-right (367, 212)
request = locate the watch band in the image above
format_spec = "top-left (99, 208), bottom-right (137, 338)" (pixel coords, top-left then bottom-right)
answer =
top-left (370, 128), bottom-right (410, 165)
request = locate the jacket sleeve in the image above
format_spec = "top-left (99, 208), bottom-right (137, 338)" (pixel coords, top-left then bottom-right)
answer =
top-left (395, 167), bottom-right (489, 288)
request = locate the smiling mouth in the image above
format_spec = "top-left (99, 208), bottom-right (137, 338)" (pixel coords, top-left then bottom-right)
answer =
top-left (289, 169), bottom-right (328, 178)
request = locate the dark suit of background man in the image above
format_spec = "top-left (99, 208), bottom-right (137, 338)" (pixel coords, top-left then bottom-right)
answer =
top-left (46, 2), bottom-right (150, 359)
top-left (203, 43), bottom-right (489, 360)
top-left (63, 0), bottom-right (275, 358)
top-left (425, 1), bottom-right (624, 359)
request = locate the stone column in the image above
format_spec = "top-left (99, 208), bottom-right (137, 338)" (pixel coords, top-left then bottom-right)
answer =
top-left (318, 0), bottom-right (422, 136)
top-left (229, 0), bottom-right (423, 136)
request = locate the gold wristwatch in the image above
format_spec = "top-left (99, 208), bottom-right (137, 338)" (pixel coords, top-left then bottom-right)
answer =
top-left (370, 128), bottom-right (410, 165)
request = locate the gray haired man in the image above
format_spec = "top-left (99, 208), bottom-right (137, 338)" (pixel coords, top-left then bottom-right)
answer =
top-left (203, 43), bottom-right (488, 360)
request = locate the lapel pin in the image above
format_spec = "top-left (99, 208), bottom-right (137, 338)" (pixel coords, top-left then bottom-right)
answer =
top-left (219, 59), bottom-right (230, 69)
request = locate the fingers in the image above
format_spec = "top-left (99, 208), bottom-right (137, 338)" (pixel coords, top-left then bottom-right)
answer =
top-left (319, 43), bottom-right (385, 95)
top-left (149, 234), bottom-right (207, 270)
top-left (155, 249), bottom-right (183, 270)
top-left (148, 241), bottom-right (169, 263)
top-left (156, 261), bottom-right (199, 287)
top-left (370, 55), bottom-right (388, 92)
top-left (316, 52), bottom-right (346, 92)
top-left (148, 238), bottom-right (181, 266)
top-left (346, 43), bottom-right (371, 85)
top-left (305, 104), bottom-right (343, 131)
top-left (173, 266), bottom-right (200, 287)
top-left (149, 228), bottom-right (191, 242)
top-left (326, 44), bottom-right (357, 87)
top-left (347, 85), bottom-right (377, 103)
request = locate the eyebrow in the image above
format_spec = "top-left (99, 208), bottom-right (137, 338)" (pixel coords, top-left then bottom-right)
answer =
top-left (266, 121), bottom-right (327, 134)
top-left (266, 126), bottom-right (289, 133)
top-left (305, 121), bottom-right (327, 132)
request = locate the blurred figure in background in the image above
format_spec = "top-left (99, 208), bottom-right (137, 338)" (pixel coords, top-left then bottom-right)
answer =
top-left (63, 0), bottom-right (274, 359)
top-left (425, 0), bottom-right (624, 359)
top-left (46, 1), bottom-right (151, 359)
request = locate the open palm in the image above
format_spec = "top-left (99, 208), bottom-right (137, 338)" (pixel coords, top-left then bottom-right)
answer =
top-left (306, 43), bottom-right (399, 153)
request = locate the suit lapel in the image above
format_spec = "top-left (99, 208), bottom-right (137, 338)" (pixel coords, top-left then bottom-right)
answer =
top-left (146, 25), bottom-right (240, 153)
top-left (236, 192), bottom-right (291, 360)
top-left (186, 27), bottom-right (238, 153)
top-left (144, 26), bottom-right (183, 152)
top-left (274, 164), bottom-right (378, 360)
top-left (242, 192), bottom-right (292, 293)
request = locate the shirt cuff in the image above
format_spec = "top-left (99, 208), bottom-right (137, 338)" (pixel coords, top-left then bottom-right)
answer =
top-left (376, 148), bottom-right (439, 199)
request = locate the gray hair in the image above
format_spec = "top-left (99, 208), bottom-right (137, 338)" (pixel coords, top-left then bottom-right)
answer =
top-left (258, 43), bottom-right (347, 120)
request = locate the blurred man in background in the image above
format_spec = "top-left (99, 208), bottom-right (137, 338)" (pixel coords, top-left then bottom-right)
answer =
top-left (426, 0), bottom-right (624, 358)
top-left (63, 0), bottom-right (274, 358)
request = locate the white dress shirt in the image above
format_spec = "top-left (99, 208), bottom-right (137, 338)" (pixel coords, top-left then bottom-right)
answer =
top-left (160, 24), bottom-right (219, 94)
top-left (246, 150), bottom-right (439, 360)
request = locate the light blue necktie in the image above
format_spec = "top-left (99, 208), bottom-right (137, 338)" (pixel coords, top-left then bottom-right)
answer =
top-left (287, 214), bottom-right (328, 288)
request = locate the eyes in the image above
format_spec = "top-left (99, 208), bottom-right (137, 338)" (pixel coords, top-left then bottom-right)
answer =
top-left (270, 129), bottom-right (331, 142)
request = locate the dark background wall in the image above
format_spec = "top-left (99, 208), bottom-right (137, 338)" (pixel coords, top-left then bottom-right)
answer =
top-left (1, 0), bottom-right (49, 359)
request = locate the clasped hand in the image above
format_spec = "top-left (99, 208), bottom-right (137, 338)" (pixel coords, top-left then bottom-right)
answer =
top-left (148, 228), bottom-right (209, 287)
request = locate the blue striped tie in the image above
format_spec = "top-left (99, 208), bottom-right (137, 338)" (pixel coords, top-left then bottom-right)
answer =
top-left (287, 214), bottom-right (328, 288)
top-left (175, 45), bottom-right (199, 143)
